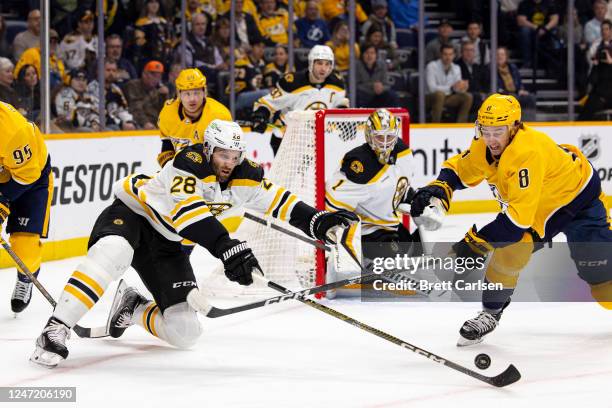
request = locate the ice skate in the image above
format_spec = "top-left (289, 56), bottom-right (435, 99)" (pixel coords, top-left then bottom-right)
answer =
top-left (106, 279), bottom-right (146, 338)
top-left (457, 299), bottom-right (511, 346)
top-left (11, 271), bottom-right (38, 314)
top-left (30, 317), bottom-right (71, 368)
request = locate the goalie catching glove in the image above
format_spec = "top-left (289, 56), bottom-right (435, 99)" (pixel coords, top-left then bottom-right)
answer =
top-left (311, 209), bottom-right (360, 244)
top-left (251, 108), bottom-right (269, 134)
top-left (452, 225), bottom-right (494, 262)
top-left (216, 239), bottom-right (263, 286)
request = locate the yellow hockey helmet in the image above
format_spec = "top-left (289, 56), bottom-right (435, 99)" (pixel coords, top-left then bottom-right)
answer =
top-left (176, 68), bottom-right (207, 91)
top-left (477, 93), bottom-right (521, 127)
top-left (365, 109), bottom-right (400, 164)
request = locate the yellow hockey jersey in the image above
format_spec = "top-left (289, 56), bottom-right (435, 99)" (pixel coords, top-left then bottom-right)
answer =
top-left (0, 102), bottom-right (48, 186)
top-left (441, 124), bottom-right (593, 240)
top-left (157, 96), bottom-right (232, 165)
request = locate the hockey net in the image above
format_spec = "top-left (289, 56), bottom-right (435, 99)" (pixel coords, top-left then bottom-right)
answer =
top-left (201, 108), bottom-right (410, 298)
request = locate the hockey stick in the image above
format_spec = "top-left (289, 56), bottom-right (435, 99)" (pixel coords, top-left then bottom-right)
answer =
top-left (244, 212), bottom-right (435, 297)
top-left (0, 237), bottom-right (92, 337)
top-left (252, 273), bottom-right (521, 387)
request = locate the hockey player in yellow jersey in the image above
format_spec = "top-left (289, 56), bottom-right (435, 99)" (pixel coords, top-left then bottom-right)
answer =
top-left (156, 68), bottom-right (232, 167)
top-left (411, 93), bottom-right (612, 345)
top-left (0, 102), bottom-right (53, 313)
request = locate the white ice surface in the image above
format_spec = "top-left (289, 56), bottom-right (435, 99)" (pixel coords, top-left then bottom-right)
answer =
top-left (0, 213), bottom-right (610, 408)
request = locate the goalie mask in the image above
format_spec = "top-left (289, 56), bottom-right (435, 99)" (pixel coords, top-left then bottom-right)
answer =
top-left (308, 45), bottom-right (334, 76)
top-left (204, 120), bottom-right (247, 164)
top-left (365, 109), bottom-right (400, 164)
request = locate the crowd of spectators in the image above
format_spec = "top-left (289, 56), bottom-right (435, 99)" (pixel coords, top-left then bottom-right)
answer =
top-left (1, 0), bottom-right (612, 128)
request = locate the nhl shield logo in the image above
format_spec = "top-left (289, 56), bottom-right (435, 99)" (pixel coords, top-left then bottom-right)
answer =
top-left (578, 134), bottom-right (600, 160)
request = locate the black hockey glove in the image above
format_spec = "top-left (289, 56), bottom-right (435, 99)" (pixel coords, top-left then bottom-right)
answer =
top-left (451, 225), bottom-right (493, 263)
top-left (251, 108), bottom-right (269, 134)
top-left (0, 194), bottom-right (9, 225)
top-left (217, 239), bottom-right (263, 286)
top-left (312, 210), bottom-right (359, 244)
top-left (409, 180), bottom-right (452, 218)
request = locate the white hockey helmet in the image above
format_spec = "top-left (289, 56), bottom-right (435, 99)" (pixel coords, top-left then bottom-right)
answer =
top-left (308, 45), bottom-right (335, 73)
top-left (204, 120), bottom-right (247, 164)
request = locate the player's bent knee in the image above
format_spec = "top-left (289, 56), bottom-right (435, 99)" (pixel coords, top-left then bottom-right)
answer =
top-left (87, 235), bottom-right (134, 281)
top-left (590, 280), bottom-right (612, 310)
top-left (162, 302), bottom-right (202, 349)
top-left (9, 233), bottom-right (42, 273)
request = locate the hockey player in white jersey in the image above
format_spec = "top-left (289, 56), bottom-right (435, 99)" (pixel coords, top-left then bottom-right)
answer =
top-left (30, 120), bottom-right (358, 368)
top-left (251, 45), bottom-right (349, 153)
top-left (325, 109), bottom-right (419, 253)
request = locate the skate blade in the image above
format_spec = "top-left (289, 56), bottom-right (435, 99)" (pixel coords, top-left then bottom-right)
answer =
top-left (29, 346), bottom-right (65, 368)
top-left (106, 280), bottom-right (129, 334)
top-left (456, 336), bottom-right (484, 347)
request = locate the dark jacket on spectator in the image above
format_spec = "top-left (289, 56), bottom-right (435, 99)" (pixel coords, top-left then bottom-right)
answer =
top-left (122, 78), bottom-right (167, 128)
top-left (456, 59), bottom-right (487, 93)
top-left (0, 83), bottom-right (19, 107)
top-left (356, 59), bottom-right (390, 97)
top-left (496, 62), bottom-right (524, 93)
top-left (221, 11), bottom-right (261, 48)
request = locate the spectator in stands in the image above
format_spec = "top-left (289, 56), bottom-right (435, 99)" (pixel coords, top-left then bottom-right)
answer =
top-left (425, 19), bottom-right (457, 63)
top-left (321, 0), bottom-right (368, 31)
top-left (182, 13), bottom-right (223, 96)
top-left (425, 44), bottom-right (472, 123)
top-left (123, 60), bottom-right (169, 130)
top-left (585, 0), bottom-right (608, 47)
top-left (499, 0), bottom-right (521, 47)
top-left (228, 38), bottom-right (268, 114)
top-left (14, 64), bottom-right (40, 122)
top-left (388, 0), bottom-right (422, 47)
top-left (88, 60), bottom-right (137, 130)
top-left (361, 0), bottom-right (397, 50)
top-left (135, 0), bottom-right (173, 65)
top-left (14, 29), bottom-right (66, 90)
top-left (258, 0), bottom-right (290, 46)
top-left (363, 23), bottom-right (397, 70)
top-left (356, 44), bottom-right (399, 108)
top-left (326, 20), bottom-right (360, 72)
top-left (59, 9), bottom-right (97, 71)
top-left (560, 8), bottom-right (589, 94)
top-left (166, 62), bottom-right (182, 99)
top-left (13, 9), bottom-right (41, 61)
top-left (580, 19), bottom-right (612, 120)
top-left (462, 21), bottom-right (490, 65)
top-left (296, 0), bottom-right (331, 48)
top-left (495, 46), bottom-right (536, 121)
top-left (0, 57), bottom-right (18, 106)
top-left (0, 16), bottom-right (11, 58)
top-left (175, 0), bottom-right (206, 33)
top-left (221, 0), bottom-right (261, 49)
top-left (104, 34), bottom-right (138, 85)
top-left (263, 45), bottom-right (290, 89)
top-left (125, 28), bottom-right (149, 75)
top-left (54, 67), bottom-right (98, 131)
top-left (210, 17), bottom-right (231, 71)
top-left (456, 41), bottom-right (487, 121)
top-left (517, 0), bottom-right (559, 69)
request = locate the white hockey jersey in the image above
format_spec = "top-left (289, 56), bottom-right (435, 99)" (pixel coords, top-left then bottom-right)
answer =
top-left (113, 144), bottom-right (317, 245)
top-left (325, 140), bottom-right (415, 236)
top-left (59, 33), bottom-right (97, 70)
top-left (253, 70), bottom-right (347, 121)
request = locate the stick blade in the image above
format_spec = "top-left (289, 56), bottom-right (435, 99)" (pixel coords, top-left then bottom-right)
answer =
top-left (487, 364), bottom-right (521, 387)
top-left (73, 324), bottom-right (109, 339)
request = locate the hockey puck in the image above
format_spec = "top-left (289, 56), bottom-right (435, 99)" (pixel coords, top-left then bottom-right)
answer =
top-left (474, 353), bottom-right (491, 370)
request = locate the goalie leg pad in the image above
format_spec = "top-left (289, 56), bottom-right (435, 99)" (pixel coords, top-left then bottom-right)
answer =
top-left (54, 236), bottom-right (134, 327)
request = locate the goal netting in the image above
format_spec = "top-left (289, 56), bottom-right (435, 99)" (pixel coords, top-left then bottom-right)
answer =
top-left (201, 108), bottom-right (410, 298)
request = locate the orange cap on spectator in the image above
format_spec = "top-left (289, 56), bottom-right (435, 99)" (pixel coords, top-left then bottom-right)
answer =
top-left (144, 60), bottom-right (164, 73)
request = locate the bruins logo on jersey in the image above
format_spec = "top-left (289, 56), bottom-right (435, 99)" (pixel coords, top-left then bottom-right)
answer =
top-left (392, 177), bottom-right (409, 213)
top-left (284, 73), bottom-right (294, 83)
top-left (186, 151), bottom-right (203, 163)
top-left (113, 218), bottom-right (124, 225)
top-left (246, 159), bottom-right (259, 168)
top-left (206, 202), bottom-right (233, 216)
top-left (305, 102), bottom-right (328, 110)
top-left (350, 160), bottom-right (364, 174)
